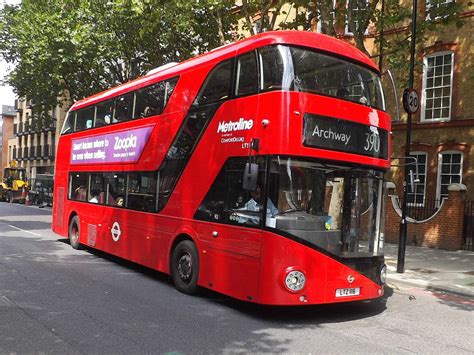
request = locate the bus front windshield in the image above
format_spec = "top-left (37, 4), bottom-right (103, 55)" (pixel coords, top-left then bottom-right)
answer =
top-left (259, 45), bottom-right (386, 111)
top-left (267, 157), bottom-right (385, 257)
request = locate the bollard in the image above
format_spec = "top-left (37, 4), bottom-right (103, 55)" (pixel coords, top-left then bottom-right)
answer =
top-left (24, 188), bottom-right (30, 206)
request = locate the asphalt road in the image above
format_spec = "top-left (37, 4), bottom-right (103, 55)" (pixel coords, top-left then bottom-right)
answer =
top-left (0, 203), bottom-right (472, 354)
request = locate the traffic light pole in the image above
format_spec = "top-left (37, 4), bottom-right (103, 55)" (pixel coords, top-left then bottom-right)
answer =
top-left (397, 0), bottom-right (418, 273)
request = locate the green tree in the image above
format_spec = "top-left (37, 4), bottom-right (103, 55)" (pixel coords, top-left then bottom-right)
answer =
top-left (375, 0), bottom-right (466, 86)
top-left (0, 0), bottom-right (234, 122)
top-left (238, 0), bottom-right (464, 63)
top-left (0, 0), bottom-right (466, 125)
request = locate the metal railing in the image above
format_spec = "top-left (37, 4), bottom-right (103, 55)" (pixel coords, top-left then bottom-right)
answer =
top-left (463, 200), bottom-right (474, 251)
top-left (406, 198), bottom-right (441, 221)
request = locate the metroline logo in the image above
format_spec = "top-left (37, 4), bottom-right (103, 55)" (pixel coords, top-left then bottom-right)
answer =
top-left (217, 118), bottom-right (253, 133)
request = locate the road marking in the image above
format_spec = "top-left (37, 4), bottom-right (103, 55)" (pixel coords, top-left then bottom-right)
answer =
top-left (7, 224), bottom-right (42, 237)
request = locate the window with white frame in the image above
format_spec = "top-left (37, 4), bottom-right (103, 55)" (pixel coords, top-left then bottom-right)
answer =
top-left (437, 151), bottom-right (462, 200)
top-left (426, 0), bottom-right (455, 20)
top-left (345, 0), bottom-right (369, 35)
top-left (422, 52), bottom-right (454, 122)
top-left (316, 0), bottom-right (336, 34)
top-left (407, 152), bottom-right (427, 206)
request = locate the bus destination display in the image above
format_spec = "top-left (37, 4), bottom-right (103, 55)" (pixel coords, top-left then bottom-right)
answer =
top-left (303, 113), bottom-right (388, 159)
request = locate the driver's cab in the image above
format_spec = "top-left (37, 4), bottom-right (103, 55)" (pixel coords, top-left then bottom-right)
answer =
top-left (195, 155), bottom-right (385, 257)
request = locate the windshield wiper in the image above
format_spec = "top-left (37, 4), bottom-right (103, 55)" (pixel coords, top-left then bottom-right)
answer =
top-left (275, 208), bottom-right (305, 216)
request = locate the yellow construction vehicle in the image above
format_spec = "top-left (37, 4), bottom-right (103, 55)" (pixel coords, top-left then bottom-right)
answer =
top-left (0, 161), bottom-right (29, 203)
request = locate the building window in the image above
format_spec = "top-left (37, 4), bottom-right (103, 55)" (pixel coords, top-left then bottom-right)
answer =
top-left (437, 151), bottom-right (462, 200)
top-left (345, 0), bottom-right (369, 35)
top-left (426, 0), bottom-right (455, 20)
top-left (407, 152), bottom-right (427, 206)
top-left (315, 0), bottom-right (336, 34)
top-left (422, 52), bottom-right (454, 122)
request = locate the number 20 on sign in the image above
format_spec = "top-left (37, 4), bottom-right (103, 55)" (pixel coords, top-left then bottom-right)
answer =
top-left (403, 88), bottom-right (420, 114)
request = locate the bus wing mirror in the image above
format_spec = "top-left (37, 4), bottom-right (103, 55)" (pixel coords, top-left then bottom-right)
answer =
top-left (243, 163), bottom-right (258, 191)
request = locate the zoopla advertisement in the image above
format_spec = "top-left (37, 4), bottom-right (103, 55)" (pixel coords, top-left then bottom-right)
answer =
top-left (70, 126), bottom-right (154, 165)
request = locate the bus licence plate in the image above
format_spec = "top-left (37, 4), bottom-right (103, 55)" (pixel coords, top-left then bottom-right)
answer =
top-left (335, 287), bottom-right (360, 297)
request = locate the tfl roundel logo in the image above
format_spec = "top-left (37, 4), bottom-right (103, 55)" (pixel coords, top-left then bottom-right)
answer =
top-left (111, 222), bottom-right (121, 242)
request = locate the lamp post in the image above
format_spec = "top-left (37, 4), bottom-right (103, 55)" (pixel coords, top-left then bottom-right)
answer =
top-left (397, 0), bottom-right (418, 273)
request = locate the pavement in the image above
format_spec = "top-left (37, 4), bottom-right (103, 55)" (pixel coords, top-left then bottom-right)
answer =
top-left (384, 242), bottom-right (474, 298)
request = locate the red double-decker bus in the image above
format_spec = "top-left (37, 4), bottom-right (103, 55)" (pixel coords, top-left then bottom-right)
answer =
top-left (52, 31), bottom-right (391, 305)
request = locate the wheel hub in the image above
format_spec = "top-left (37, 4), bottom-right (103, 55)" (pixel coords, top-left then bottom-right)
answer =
top-left (177, 252), bottom-right (192, 282)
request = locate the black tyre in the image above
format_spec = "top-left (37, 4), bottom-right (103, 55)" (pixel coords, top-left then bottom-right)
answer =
top-left (6, 191), bottom-right (13, 203)
top-left (68, 215), bottom-right (81, 250)
top-left (171, 240), bottom-right (199, 295)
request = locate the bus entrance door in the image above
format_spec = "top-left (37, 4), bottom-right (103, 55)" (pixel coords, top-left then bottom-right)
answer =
top-left (196, 223), bottom-right (262, 302)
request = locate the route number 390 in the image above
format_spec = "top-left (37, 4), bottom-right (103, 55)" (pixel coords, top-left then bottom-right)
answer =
top-left (364, 132), bottom-right (380, 153)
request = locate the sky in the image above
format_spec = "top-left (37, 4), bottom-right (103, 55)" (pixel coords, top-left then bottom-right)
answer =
top-left (0, 0), bottom-right (21, 107)
top-left (0, 60), bottom-right (16, 107)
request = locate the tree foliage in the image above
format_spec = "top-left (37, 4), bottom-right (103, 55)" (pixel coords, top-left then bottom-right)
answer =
top-left (0, 0), bottom-right (236, 119)
top-left (0, 0), bottom-right (466, 123)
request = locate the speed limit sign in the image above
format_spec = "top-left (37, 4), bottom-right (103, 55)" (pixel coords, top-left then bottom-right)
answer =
top-left (403, 89), bottom-right (420, 114)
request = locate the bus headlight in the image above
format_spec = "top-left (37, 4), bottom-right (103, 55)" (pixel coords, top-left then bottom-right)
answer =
top-left (284, 270), bottom-right (306, 292)
top-left (380, 264), bottom-right (387, 285)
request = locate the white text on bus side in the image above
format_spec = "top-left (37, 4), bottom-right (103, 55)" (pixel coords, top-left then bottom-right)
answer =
top-left (217, 118), bottom-right (253, 133)
top-left (114, 135), bottom-right (137, 150)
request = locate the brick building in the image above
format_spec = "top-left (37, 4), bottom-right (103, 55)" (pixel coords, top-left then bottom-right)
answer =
top-left (381, 1), bottom-right (474, 250)
top-left (0, 104), bottom-right (15, 179)
top-left (388, 1), bottom-right (474, 205)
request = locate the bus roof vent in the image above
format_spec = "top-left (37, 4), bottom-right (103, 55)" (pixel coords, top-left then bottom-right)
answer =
top-left (146, 62), bottom-right (179, 76)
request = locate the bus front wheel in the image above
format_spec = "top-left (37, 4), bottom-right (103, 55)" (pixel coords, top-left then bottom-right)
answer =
top-left (68, 216), bottom-right (81, 250)
top-left (171, 240), bottom-right (199, 295)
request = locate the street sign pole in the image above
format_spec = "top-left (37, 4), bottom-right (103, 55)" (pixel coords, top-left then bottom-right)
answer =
top-left (397, 0), bottom-right (418, 274)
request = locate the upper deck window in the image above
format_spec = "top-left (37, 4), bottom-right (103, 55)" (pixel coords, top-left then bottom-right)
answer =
top-left (258, 45), bottom-right (294, 92)
top-left (61, 76), bottom-right (178, 135)
top-left (62, 112), bottom-right (75, 135)
top-left (114, 93), bottom-right (134, 123)
top-left (290, 46), bottom-right (385, 111)
top-left (134, 77), bottom-right (178, 119)
top-left (95, 100), bottom-right (114, 127)
top-left (235, 51), bottom-right (259, 97)
top-left (194, 59), bottom-right (233, 106)
top-left (75, 106), bottom-right (95, 131)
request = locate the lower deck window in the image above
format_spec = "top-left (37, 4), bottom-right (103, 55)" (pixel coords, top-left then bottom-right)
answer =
top-left (68, 170), bottom-right (158, 213)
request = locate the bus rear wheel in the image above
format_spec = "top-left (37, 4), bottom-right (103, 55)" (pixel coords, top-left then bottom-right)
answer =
top-left (68, 216), bottom-right (81, 250)
top-left (171, 240), bottom-right (199, 295)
